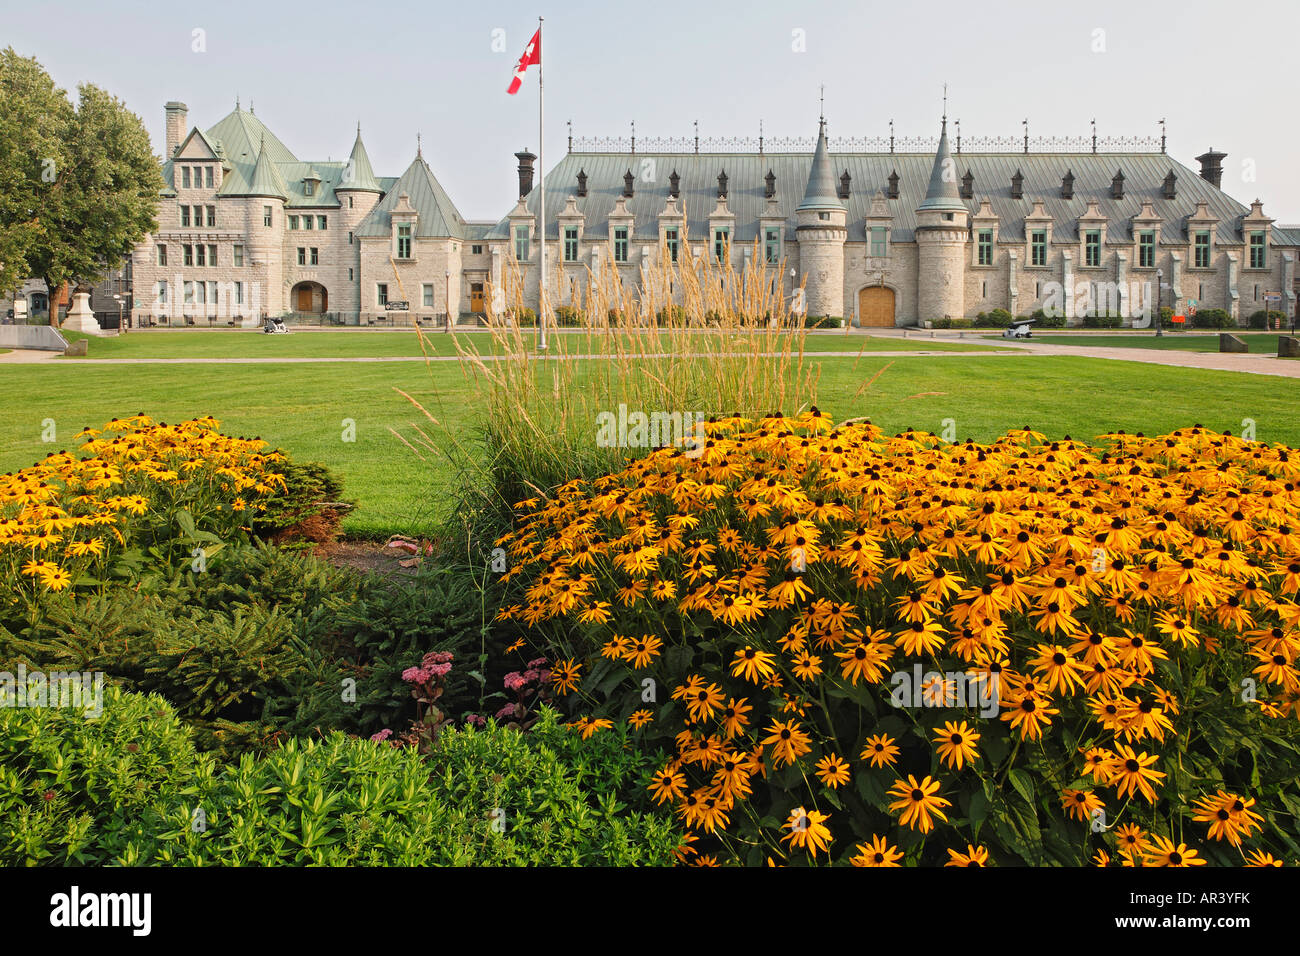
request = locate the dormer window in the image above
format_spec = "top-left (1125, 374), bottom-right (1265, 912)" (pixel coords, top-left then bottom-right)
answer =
top-left (397, 224), bottom-right (412, 259)
top-left (1031, 229), bottom-right (1047, 267)
top-left (1249, 231), bottom-right (1266, 269)
top-left (1138, 231), bottom-right (1155, 268)
top-left (304, 180), bottom-right (316, 197)
top-left (818, 211), bottom-right (830, 221)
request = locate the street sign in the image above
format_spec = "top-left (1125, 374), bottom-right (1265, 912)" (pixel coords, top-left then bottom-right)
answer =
top-left (385, 301), bottom-right (410, 311)
top-left (1263, 292), bottom-right (1282, 301)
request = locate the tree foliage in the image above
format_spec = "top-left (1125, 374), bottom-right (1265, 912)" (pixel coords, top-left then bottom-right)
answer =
top-left (0, 47), bottom-right (160, 300)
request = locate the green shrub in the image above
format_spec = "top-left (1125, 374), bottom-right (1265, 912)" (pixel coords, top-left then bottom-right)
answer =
top-left (805, 315), bottom-right (840, 328)
top-left (973, 310), bottom-right (1012, 328)
top-left (553, 305), bottom-right (583, 327)
top-left (0, 686), bottom-right (199, 865)
top-left (1081, 314), bottom-right (1124, 329)
top-left (0, 689), bottom-right (683, 866)
top-left (948, 317), bottom-right (972, 329)
top-left (252, 459), bottom-right (353, 544)
top-left (1191, 308), bottom-right (1233, 329)
top-left (1030, 309), bottom-right (1066, 329)
top-left (1247, 309), bottom-right (1285, 330)
top-left (511, 307), bottom-right (537, 327)
top-left (930, 318), bottom-right (951, 329)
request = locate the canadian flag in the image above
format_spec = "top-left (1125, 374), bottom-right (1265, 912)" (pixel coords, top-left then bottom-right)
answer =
top-left (506, 28), bottom-right (541, 95)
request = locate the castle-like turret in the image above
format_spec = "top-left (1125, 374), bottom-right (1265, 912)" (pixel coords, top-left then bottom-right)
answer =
top-left (334, 126), bottom-right (384, 313)
top-left (914, 117), bottom-right (969, 322)
top-left (795, 117), bottom-right (847, 319)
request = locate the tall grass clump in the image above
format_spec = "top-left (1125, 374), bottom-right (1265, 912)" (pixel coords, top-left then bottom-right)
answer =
top-left (413, 228), bottom-right (821, 559)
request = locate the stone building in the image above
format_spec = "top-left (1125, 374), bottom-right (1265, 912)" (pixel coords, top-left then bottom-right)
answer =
top-left (123, 100), bottom-right (1300, 328)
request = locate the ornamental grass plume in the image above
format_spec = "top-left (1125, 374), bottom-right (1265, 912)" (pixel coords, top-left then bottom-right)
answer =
top-left (493, 414), bottom-right (1300, 866)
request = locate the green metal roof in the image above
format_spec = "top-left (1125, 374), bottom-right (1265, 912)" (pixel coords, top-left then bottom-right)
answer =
top-left (337, 131), bottom-right (383, 194)
top-left (205, 108), bottom-right (298, 166)
top-left (796, 120), bottom-right (845, 212)
top-left (917, 119), bottom-right (967, 213)
top-left (354, 153), bottom-right (467, 240)
top-left (223, 141), bottom-right (289, 200)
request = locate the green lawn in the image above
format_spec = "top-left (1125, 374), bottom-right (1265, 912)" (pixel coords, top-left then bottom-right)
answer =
top-left (3, 353), bottom-right (1294, 538)
top-left (997, 332), bottom-right (1289, 354)
top-left (57, 328), bottom-right (1002, 359)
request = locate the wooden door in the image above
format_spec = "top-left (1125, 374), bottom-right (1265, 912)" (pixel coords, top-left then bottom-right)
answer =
top-left (297, 286), bottom-right (313, 311)
top-left (470, 283), bottom-right (485, 312)
top-left (858, 286), bottom-right (895, 327)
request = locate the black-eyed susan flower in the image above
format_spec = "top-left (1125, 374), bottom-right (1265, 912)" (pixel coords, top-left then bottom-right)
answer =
top-left (861, 733), bottom-right (899, 768)
top-left (887, 774), bottom-right (950, 833)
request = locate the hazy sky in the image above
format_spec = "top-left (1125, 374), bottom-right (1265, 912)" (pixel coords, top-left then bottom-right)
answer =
top-left (6, 0), bottom-right (1299, 222)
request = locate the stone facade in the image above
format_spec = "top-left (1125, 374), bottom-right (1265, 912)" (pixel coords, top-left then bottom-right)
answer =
top-left (107, 102), bottom-right (1300, 329)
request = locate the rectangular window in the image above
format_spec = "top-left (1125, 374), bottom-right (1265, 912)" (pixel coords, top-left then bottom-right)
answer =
top-left (208, 281), bottom-right (217, 305)
top-left (978, 229), bottom-right (993, 265)
top-left (713, 227), bottom-right (729, 262)
top-left (297, 247), bottom-right (306, 266)
top-left (234, 281), bottom-right (243, 305)
top-left (310, 247), bottom-right (318, 266)
top-left (472, 244), bottom-right (483, 254)
top-left (182, 166), bottom-right (191, 189)
top-left (397, 224), bottom-right (412, 259)
top-left (564, 226), bottom-right (579, 262)
top-left (614, 226), bottom-right (629, 263)
top-left (263, 205), bottom-right (273, 227)
top-left (289, 215), bottom-right (299, 230)
top-left (514, 224), bottom-right (528, 261)
top-left (318, 216), bottom-right (327, 230)
top-left (205, 166), bottom-right (213, 189)
top-left (766, 227), bottom-right (782, 264)
top-left (1138, 231), bottom-right (1155, 269)
top-left (183, 281), bottom-right (194, 305)
top-left (157, 244), bottom-right (167, 266)
top-left (377, 283), bottom-right (388, 307)
top-left (1031, 229), bottom-right (1047, 267)
top-left (157, 280), bottom-right (168, 304)
top-left (181, 206), bottom-right (190, 227)
top-left (349, 267), bottom-right (354, 281)
top-left (304, 181), bottom-right (315, 197)
top-left (423, 283), bottom-right (435, 308)
top-left (1250, 231), bottom-right (1266, 269)
top-left (207, 244), bottom-right (217, 266)
top-left (870, 226), bottom-right (887, 258)
top-left (1085, 230), bottom-right (1101, 268)
top-left (1194, 231), bottom-right (1210, 268)
top-left (195, 244), bottom-right (205, 267)
top-left (303, 216), bottom-right (313, 231)
top-left (233, 244), bottom-right (243, 267)
top-left (349, 196), bottom-right (354, 208)
top-left (193, 206), bottom-right (203, 227)
top-left (206, 205), bottom-right (215, 227)
top-left (183, 244), bottom-right (193, 266)
top-left (665, 228), bottom-right (679, 262)
top-left (348, 232), bottom-right (353, 245)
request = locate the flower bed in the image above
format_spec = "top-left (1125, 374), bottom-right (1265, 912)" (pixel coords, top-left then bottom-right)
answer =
top-left (496, 412), bottom-right (1300, 866)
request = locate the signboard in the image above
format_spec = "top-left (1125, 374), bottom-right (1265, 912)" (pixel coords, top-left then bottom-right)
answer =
top-left (1172, 314), bottom-right (1186, 324)
top-left (385, 301), bottom-right (410, 311)
top-left (1263, 293), bottom-right (1282, 302)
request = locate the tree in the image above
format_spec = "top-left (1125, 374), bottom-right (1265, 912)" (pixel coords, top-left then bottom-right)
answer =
top-left (0, 47), bottom-right (70, 296)
top-left (0, 48), bottom-right (161, 319)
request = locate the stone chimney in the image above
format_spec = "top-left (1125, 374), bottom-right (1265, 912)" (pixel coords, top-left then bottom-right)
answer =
top-left (514, 149), bottom-right (537, 198)
top-left (165, 101), bottom-right (188, 159)
top-left (1195, 149), bottom-right (1226, 188)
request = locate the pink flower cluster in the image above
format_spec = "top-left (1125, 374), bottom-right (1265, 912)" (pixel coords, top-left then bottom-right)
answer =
top-left (464, 713), bottom-right (487, 729)
top-left (402, 650), bottom-right (455, 686)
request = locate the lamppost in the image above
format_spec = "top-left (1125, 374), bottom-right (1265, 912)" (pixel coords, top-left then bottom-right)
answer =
top-left (112, 293), bottom-right (128, 333)
top-left (1154, 269), bottom-right (1163, 338)
top-left (445, 270), bottom-right (451, 333)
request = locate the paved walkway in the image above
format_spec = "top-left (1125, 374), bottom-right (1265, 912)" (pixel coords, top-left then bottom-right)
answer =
top-left (4, 332), bottom-right (1300, 377)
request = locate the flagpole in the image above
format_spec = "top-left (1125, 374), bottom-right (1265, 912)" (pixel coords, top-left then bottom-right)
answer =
top-left (537, 15), bottom-right (547, 351)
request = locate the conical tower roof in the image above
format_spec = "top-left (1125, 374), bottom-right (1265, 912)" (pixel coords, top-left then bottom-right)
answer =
top-left (796, 118), bottom-right (845, 212)
top-left (225, 139), bottom-right (289, 200)
top-left (918, 118), bottom-right (967, 213)
top-left (338, 127), bottom-right (383, 194)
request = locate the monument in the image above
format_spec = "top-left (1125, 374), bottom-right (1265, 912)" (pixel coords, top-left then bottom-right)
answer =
top-left (61, 283), bottom-right (107, 336)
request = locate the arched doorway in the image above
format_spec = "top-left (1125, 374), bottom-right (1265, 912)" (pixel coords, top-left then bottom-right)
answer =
top-left (291, 281), bottom-right (328, 313)
top-left (857, 286), bottom-right (895, 327)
